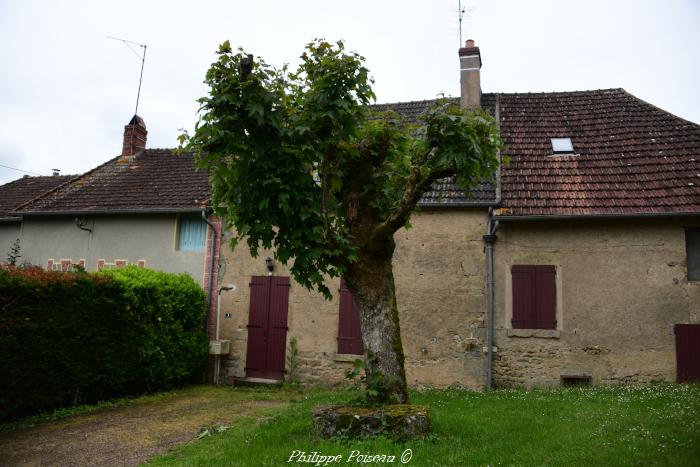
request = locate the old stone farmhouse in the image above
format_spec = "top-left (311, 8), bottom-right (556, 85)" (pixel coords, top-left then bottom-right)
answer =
top-left (3, 40), bottom-right (699, 388)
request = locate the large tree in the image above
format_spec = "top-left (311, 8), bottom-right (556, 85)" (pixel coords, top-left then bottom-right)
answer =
top-left (183, 40), bottom-right (503, 404)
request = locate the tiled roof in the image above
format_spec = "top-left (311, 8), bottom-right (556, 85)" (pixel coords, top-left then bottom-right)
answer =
top-left (16, 89), bottom-right (699, 217)
top-left (0, 175), bottom-right (74, 220)
top-left (496, 89), bottom-right (700, 217)
top-left (377, 90), bottom-right (700, 216)
top-left (16, 150), bottom-right (210, 214)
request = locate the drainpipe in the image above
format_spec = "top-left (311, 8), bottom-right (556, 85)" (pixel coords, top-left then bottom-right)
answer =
top-left (201, 209), bottom-right (217, 337)
top-left (484, 208), bottom-right (499, 390)
top-left (483, 94), bottom-right (502, 391)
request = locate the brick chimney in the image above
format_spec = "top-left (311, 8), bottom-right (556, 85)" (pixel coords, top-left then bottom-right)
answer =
top-left (120, 115), bottom-right (147, 160)
top-left (459, 39), bottom-right (481, 108)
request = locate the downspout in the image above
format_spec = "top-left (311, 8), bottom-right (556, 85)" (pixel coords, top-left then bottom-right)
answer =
top-left (201, 209), bottom-right (217, 337)
top-left (483, 93), bottom-right (502, 390)
top-left (484, 208), bottom-right (499, 390)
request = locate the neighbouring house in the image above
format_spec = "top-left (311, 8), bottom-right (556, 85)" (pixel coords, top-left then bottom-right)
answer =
top-left (214, 40), bottom-right (700, 388)
top-left (10, 117), bottom-right (222, 328)
top-left (0, 173), bottom-right (74, 261)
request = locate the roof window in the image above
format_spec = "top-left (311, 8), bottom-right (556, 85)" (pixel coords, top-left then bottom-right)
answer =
top-left (551, 138), bottom-right (574, 154)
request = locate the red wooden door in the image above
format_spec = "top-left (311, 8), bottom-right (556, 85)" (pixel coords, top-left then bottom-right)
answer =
top-left (675, 324), bottom-right (700, 383)
top-left (245, 276), bottom-right (290, 380)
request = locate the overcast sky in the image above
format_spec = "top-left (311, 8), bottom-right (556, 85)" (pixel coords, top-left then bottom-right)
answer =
top-left (1, 0), bottom-right (698, 185)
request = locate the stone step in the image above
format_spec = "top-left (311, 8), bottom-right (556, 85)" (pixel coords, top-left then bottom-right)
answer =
top-left (234, 377), bottom-right (283, 386)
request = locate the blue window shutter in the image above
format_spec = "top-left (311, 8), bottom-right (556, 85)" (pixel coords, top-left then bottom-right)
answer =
top-left (178, 214), bottom-right (207, 252)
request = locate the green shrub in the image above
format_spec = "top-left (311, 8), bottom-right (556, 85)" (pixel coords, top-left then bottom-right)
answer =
top-left (0, 265), bottom-right (208, 420)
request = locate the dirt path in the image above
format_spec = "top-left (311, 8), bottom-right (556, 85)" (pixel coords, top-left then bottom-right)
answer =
top-left (0, 387), bottom-right (285, 467)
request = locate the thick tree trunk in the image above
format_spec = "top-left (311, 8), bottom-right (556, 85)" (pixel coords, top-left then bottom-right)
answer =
top-left (345, 247), bottom-right (409, 404)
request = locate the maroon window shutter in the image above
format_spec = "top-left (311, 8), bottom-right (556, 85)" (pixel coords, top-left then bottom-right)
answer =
top-left (266, 276), bottom-right (291, 379)
top-left (512, 265), bottom-right (536, 329)
top-left (245, 276), bottom-right (269, 378)
top-left (338, 279), bottom-right (363, 355)
top-left (534, 266), bottom-right (557, 330)
top-left (675, 324), bottom-right (700, 383)
top-left (512, 265), bottom-right (557, 330)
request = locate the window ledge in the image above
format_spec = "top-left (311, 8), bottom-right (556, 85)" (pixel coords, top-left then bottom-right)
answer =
top-left (333, 353), bottom-right (363, 363)
top-left (507, 329), bottom-right (560, 339)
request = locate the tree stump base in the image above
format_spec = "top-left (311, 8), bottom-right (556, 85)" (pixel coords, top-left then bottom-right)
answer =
top-left (312, 404), bottom-right (431, 441)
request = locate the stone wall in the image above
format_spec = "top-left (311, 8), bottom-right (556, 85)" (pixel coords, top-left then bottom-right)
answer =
top-left (217, 214), bottom-right (698, 389)
top-left (492, 218), bottom-right (700, 388)
top-left (217, 209), bottom-right (490, 389)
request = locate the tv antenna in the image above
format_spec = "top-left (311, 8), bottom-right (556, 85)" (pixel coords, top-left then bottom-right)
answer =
top-left (457, 1), bottom-right (477, 46)
top-left (458, 0), bottom-right (465, 44)
top-left (107, 35), bottom-right (147, 117)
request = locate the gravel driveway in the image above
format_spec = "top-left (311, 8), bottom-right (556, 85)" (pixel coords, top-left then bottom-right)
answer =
top-left (0, 386), bottom-right (285, 467)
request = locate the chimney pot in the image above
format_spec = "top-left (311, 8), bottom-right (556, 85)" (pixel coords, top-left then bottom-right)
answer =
top-left (465, 39), bottom-right (475, 48)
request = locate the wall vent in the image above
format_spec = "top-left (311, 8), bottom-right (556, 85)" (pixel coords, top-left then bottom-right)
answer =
top-left (560, 374), bottom-right (592, 387)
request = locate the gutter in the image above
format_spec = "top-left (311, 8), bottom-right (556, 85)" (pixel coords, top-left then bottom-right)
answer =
top-left (483, 207), bottom-right (499, 391)
top-left (494, 211), bottom-right (700, 221)
top-left (15, 208), bottom-right (205, 216)
top-left (418, 201), bottom-right (497, 208)
top-left (201, 209), bottom-right (217, 337)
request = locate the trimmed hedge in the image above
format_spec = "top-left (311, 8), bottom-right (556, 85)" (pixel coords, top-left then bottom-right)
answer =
top-left (0, 266), bottom-right (208, 421)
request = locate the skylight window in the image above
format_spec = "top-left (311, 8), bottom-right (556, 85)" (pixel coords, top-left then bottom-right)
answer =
top-left (551, 138), bottom-right (574, 153)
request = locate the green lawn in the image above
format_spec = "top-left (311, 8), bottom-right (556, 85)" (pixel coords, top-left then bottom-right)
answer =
top-left (148, 384), bottom-right (700, 466)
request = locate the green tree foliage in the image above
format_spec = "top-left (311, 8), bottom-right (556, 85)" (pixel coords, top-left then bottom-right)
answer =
top-left (183, 39), bottom-right (503, 298)
top-left (0, 266), bottom-right (208, 420)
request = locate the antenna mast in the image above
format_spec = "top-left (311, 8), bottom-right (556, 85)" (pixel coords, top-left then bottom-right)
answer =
top-left (107, 36), bottom-right (147, 117)
top-left (458, 0), bottom-right (465, 45)
top-left (457, 2), bottom-right (476, 46)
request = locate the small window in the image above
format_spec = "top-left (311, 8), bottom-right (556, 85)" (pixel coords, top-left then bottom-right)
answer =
top-left (338, 279), bottom-right (363, 355)
top-left (686, 228), bottom-right (700, 281)
top-left (551, 138), bottom-right (573, 153)
top-left (177, 213), bottom-right (207, 252)
top-left (512, 265), bottom-right (557, 330)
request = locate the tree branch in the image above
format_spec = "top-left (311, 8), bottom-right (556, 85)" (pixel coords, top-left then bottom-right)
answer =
top-left (370, 152), bottom-right (453, 244)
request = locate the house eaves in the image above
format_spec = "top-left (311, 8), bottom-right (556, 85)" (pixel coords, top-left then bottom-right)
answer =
top-left (494, 211), bottom-right (700, 222)
top-left (16, 208), bottom-right (207, 217)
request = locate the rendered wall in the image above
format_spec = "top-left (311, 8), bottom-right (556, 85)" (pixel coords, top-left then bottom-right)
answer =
top-left (492, 218), bottom-right (700, 387)
top-left (0, 222), bottom-right (21, 263)
top-left (18, 215), bottom-right (206, 285)
top-left (217, 209), bottom-right (490, 389)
